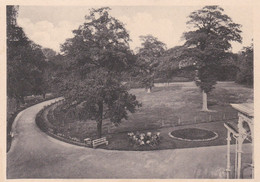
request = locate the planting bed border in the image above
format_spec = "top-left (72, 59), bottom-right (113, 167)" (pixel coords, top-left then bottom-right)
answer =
top-left (35, 100), bottom-right (93, 148)
top-left (168, 128), bottom-right (218, 142)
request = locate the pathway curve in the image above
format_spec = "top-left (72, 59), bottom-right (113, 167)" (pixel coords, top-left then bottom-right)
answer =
top-left (7, 98), bottom-right (252, 179)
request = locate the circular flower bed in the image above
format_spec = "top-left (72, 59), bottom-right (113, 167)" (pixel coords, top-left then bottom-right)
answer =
top-left (169, 128), bottom-right (218, 141)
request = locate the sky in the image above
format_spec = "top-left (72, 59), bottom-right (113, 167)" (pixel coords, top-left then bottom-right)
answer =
top-left (17, 5), bottom-right (253, 53)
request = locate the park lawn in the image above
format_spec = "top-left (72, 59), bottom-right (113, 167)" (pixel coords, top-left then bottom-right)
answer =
top-left (47, 81), bottom-right (253, 150)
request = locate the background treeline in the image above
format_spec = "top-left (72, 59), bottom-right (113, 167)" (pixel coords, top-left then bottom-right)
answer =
top-left (7, 5), bottom-right (253, 144)
top-left (7, 5), bottom-right (253, 115)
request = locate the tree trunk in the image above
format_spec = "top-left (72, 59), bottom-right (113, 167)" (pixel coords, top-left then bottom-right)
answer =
top-left (147, 87), bottom-right (151, 93)
top-left (202, 90), bottom-right (208, 111)
top-left (96, 101), bottom-right (103, 138)
top-left (20, 96), bottom-right (25, 105)
top-left (97, 120), bottom-right (102, 138)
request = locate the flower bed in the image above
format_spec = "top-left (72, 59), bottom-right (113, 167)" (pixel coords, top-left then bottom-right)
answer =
top-left (169, 128), bottom-right (218, 142)
top-left (127, 131), bottom-right (160, 147)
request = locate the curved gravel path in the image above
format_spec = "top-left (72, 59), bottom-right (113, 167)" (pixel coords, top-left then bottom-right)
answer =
top-left (7, 98), bottom-right (252, 179)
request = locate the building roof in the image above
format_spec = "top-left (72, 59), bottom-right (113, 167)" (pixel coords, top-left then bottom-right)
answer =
top-left (231, 103), bottom-right (254, 117)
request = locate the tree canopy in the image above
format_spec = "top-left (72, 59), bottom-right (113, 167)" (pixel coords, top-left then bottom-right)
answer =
top-left (59, 7), bottom-right (141, 138)
top-left (236, 43), bottom-right (253, 86)
top-left (183, 5), bottom-right (242, 93)
top-left (156, 45), bottom-right (197, 83)
top-left (136, 35), bottom-right (166, 92)
top-left (182, 6), bottom-right (242, 110)
top-left (7, 6), bottom-right (47, 104)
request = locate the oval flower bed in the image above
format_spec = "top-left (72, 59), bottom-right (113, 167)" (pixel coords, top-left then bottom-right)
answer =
top-left (169, 128), bottom-right (218, 141)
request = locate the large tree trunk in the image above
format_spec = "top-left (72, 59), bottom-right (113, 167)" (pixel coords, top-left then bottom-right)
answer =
top-left (202, 90), bottom-right (208, 111)
top-left (96, 101), bottom-right (103, 138)
top-left (97, 120), bottom-right (102, 138)
top-left (147, 87), bottom-right (151, 93)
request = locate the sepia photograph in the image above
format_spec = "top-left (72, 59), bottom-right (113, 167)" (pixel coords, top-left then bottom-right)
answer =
top-left (5, 1), bottom-right (255, 179)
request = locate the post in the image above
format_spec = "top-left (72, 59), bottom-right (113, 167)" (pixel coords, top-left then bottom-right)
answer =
top-left (226, 130), bottom-right (231, 179)
top-left (237, 116), bottom-right (243, 179)
top-left (235, 139), bottom-right (238, 178)
top-left (237, 137), bottom-right (243, 178)
top-left (209, 115), bottom-right (212, 122)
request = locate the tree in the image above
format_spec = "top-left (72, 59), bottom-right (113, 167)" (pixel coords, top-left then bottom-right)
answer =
top-left (60, 7), bottom-right (141, 138)
top-left (42, 48), bottom-right (57, 60)
top-left (157, 46), bottom-right (196, 85)
top-left (216, 53), bottom-right (238, 81)
top-left (183, 6), bottom-right (242, 111)
top-left (236, 44), bottom-right (253, 86)
top-left (136, 35), bottom-right (166, 93)
top-left (40, 48), bottom-right (58, 97)
top-left (7, 6), bottom-right (29, 104)
top-left (7, 6), bottom-right (46, 104)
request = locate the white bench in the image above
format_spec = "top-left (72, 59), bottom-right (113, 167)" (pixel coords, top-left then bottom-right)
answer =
top-left (84, 138), bottom-right (92, 146)
top-left (92, 137), bottom-right (108, 148)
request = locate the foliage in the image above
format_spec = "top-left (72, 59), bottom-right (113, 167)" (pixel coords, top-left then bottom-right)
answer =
top-left (215, 53), bottom-right (238, 81)
top-left (7, 6), bottom-right (47, 103)
top-left (183, 6), bottom-right (242, 93)
top-left (40, 48), bottom-right (60, 95)
top-left (59, 7), bottom-right (141, 138)
top-left (127, 132), bottom-right (160, 147)
top-left (157, 46), bottom-right (196, 83)
top-left (42, 48), bottom-right (57, 60)
top-left (236, 44), bottom-right (253, 86)
top-left (136, 35), bottom-right (166, 90)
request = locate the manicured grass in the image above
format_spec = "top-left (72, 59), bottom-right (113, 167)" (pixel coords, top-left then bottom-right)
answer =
top-left (45, 81), bottom-right (253, 150)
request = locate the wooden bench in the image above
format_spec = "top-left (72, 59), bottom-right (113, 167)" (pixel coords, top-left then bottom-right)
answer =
top-left (84, 138), bottom-right (92, 146)
top-left (92, 137), bottom-right (108, 148)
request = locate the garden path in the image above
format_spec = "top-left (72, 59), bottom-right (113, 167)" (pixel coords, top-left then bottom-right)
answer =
top-left (7, 98), bottom-right (252, 179)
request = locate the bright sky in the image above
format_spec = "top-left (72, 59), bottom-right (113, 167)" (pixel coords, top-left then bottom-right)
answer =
top-left (17, 6), bottom-right (253, 53)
